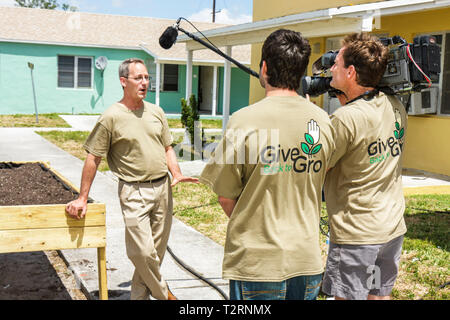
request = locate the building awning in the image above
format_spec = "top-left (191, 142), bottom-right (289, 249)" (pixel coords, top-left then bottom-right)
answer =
top-left (177, 0), bottom-right (450, 49)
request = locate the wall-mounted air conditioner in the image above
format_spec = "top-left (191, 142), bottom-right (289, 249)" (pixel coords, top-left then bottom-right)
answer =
top-left (407, 84), bottom-right (439, 115)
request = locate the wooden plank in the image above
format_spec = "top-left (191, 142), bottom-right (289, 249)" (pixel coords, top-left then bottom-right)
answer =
top-left (48, 165), bottom-right (81, 193)
top-left (97, 247), bottom-right (108, 300)
top-left (0, 226), bottom-right (106, 253)
top-left (0, 203), bottom-right (105, 230)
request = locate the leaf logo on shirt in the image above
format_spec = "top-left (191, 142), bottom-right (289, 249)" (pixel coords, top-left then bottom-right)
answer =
top-left (301, 120), bottom-right (322, 156)
top-left (394, 109), bottom-right (404, 140)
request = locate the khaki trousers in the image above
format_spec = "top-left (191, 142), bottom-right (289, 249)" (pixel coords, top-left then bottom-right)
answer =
top-left (118, 175), bottom-right (173, 300)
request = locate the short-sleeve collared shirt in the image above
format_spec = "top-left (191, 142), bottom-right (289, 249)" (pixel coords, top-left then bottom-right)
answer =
top-left (200, 95), bottom-right (335, 281)
top-left (324, 92), bottom-right (407, 245)
top-left (84, 101), bottom-right (173, 183)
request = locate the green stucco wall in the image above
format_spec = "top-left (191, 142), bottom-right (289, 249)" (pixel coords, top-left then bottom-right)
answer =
top-left (0, 41), bottom-right (247, 115)
top-left (147, 65), bottom-right (199, 114)
top-left (217, 67), bottom-right (250, 115)
top-left (0, 42), bottom-right (147, 114)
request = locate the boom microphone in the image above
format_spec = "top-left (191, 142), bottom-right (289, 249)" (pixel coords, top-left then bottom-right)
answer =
top-left (159, 26), bottom-right (179, 49)
top-left (159, 17), bottom-right (259, 78)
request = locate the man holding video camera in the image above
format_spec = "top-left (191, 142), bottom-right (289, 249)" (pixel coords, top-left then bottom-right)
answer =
top-left (322, 32), bottom-right (408, 300)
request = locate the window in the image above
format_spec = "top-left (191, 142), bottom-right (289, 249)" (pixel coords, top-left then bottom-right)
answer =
top-left (163, 64), bottom-right (179, 91)
top-left (440, 33), bottom-right (450, 114)
top-left (147, 60), bottom-right (157, 91)
top-left (147, 62), bottom-right (179, 92)
top-left (58, 55), bottom-right (93, 88)
top-left (416, 32), bottom-right (450, 115)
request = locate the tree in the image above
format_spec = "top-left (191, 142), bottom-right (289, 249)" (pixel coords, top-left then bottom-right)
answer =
top-left (61, 3), bottom-right (77, 12)
top-left (180, 95), bottom-right (205, 160)
top-left (181, 95), bottom-right (201, 146)
top-left (15, 0), bottom-right (77, 11)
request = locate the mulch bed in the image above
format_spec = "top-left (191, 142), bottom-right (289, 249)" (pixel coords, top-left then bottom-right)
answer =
top-left (0, 163), bottom-right (79, 206)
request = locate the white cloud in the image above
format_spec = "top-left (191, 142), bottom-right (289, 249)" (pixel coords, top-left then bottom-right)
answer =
top-left (188, 8), bottom-right (251, 25)
top-left (0, 0), bottom-right (16, 7)
top-left (111, 0), bottom-right (123, 8)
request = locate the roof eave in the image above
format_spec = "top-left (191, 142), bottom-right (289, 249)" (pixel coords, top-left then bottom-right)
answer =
top-left (177, 0), bottom-right (450, 49)
top-left (0, 38), bottom-right (142, 51)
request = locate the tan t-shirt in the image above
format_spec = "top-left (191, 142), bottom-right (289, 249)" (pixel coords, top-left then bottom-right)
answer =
top-left (324, 92), bottom-right (407, 245)
top-left (84, 101), bottom-right (173, 183)
top-left (200, 95), bottom-right (335, 281)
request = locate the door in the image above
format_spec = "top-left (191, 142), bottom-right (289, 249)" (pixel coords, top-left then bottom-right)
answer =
top-left (199, 66), bottom-right (215, 113)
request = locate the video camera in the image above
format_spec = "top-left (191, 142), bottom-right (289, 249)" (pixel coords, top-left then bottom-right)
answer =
top-left (300, 35), bottom-right (441, 97)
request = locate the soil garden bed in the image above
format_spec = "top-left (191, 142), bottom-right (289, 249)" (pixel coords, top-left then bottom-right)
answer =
top-left (0, 162), bottom-right (107, 300)
top-left (0, 162), bottom-right (79, 206)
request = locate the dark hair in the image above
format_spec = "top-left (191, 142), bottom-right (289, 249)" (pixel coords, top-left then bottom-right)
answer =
top-left (260, 29), bottom-right (311, 90)
top-left (342, 33), bottom-right (389, 87)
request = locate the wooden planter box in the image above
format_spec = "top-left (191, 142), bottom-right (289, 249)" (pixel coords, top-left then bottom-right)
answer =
top-left (0, 161), bottom-right (108, 300)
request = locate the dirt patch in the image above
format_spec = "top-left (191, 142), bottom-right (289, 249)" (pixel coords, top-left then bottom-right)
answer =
top-left (0, 163), bottom-right (79, 205)
top-left (0, 162), bottom-right (87, 300)
top-left (0, 251), bottom-right (87, 300)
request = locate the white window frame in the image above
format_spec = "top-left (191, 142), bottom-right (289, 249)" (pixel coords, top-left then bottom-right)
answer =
top-left (147, 59), bottom-right (158, 92)
top-left (148, 61), bottom-right (179, 92)
top-left (57, 55), bottom-right (94, 90)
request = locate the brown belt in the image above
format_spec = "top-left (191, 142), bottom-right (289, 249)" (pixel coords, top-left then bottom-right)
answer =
top-left (120, 174), bottom-right (168, 184)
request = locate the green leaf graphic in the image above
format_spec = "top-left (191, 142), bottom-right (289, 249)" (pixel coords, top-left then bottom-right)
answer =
top-left (395, 122), bottom-right (400, 130)
top-left (311, 144), bottom-right (322, 155)
top-left (399, 128), bottom-right (404, 139)
top-left (394, 130), bottom-right (399, 139)
top-left (305, 133), bottom-right (314, 145)
top-left (301, 142), bottom-right (310, 155)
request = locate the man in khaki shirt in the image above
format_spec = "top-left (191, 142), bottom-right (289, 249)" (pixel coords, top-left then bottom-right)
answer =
top-left (322, 33), bottom-right (407, 300)
top-left (66, 58), bottom-right (198, 300)
top-left (200, 29), bottom-right (335, 300)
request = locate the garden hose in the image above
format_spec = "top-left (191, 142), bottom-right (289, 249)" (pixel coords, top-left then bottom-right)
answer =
top-left (166, 245), bottom-right (229, 300)
top-left (170, 203), bottom-right (229, 300)
top-left (170, 203), bottom-right (330, 300)
top-left (170, 201), bottom-right (449, 300)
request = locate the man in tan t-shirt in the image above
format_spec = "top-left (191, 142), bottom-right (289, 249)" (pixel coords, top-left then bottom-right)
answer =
top-left (322, 33), bottom-right (407, 300)
top-left (200, 29), bottom-right (335, 300)
top-left (65, 58), bottom-right (198, 300)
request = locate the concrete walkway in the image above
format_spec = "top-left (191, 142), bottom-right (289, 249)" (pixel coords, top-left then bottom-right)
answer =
top-left (1, 115), bottom-right (449, 300)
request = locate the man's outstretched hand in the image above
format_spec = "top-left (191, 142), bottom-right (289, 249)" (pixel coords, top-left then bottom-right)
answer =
top-left (171, 175), bottom-right (199, 187)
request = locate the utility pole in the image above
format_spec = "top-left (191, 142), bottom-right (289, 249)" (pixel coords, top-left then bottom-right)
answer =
top-left (27, 62), bottom-right (39, 124)
top-left (212, 0), bottom-right (221, 23)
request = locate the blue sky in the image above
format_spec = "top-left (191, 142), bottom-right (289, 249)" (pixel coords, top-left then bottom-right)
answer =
top-left (0, 0), bottom-right (253, 24)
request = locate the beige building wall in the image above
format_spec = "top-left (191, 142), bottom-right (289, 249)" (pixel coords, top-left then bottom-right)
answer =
top-left (253, 0), bottom-right (385, 22)
top-left (250, 1), bottom-right (383, 104)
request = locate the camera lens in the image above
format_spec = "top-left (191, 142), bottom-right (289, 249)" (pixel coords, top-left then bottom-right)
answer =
top-left (300, 76), bottom-right (333, 97)
top-left (321, 51), bottom-right (338, 69)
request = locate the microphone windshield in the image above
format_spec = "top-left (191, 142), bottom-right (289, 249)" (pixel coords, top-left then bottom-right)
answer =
top-left (159, 26), bottom-right (178, 49)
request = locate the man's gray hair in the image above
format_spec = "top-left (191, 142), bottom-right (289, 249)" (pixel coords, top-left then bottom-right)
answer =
top-left (119, 58), bottom-right (145, 78)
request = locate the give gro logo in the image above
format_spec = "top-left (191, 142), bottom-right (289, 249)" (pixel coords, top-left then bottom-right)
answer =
top-left (301, 120), bottom-right (323, 157)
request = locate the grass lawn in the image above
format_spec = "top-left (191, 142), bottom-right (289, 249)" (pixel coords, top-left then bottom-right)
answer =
top-left (36, 131), bottom-right (110, 172)
top-left (36, 129), bottom-right (449, 300)
top-left (0, 113), bottom-right (70, 128)
top-left (167, 118), bottom-right (222, 129)
top-left (392, 195), bottom-right (450, 300)
top-left (0, 114), bottom-right (222, 130)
